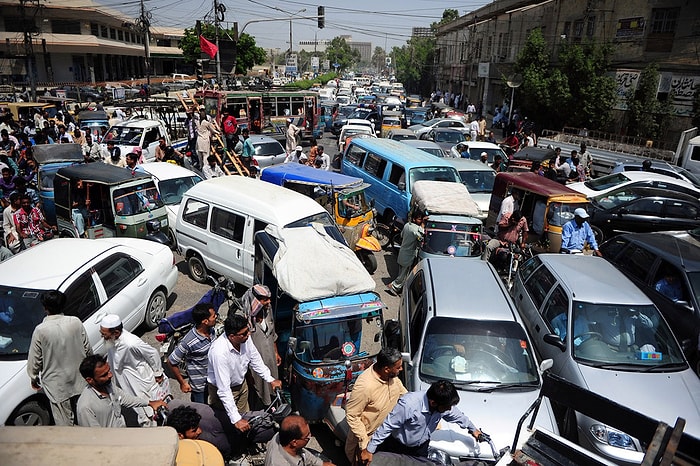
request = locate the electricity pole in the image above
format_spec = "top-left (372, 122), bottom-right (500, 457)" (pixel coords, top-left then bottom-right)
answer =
top-left (139, 0), bottom-right (151, 98)
top-left (19, 0), bottom-right (38, 100)
top-left (214, 0), bottom-right (224, 85)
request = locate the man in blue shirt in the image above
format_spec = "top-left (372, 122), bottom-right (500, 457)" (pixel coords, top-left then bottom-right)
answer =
top-left (655, 272), bottom-right (684, 302)
top-left (560, 208), bottom-right (601, 256)
top-left (240, 128), bottom-right (255, 176)
top-left (361, 381), bottom-right (482, 463)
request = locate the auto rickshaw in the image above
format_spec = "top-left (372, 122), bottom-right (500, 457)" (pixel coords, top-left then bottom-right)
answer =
top-left (486, 172), bottom-right (589, 253)
top-left (33, 143), bottom-right (84, 224)
top-left (53, 163), bottom-right (169, 240)
top-left (77, 109), bottom-right (110, 141)
top-left (260, 163), bottom-right (382, 273)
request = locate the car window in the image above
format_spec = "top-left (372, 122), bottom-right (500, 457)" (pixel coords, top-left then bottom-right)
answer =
top-left (616, 244), bottom-right (656, 282)
top-left (542, 286), bottom-right (570, 338)
top-left (519, 256), bottom-right (541, 283)
top-left (345, 144), bottom-right (367, 167)
top-left (211, 207), bottom-right (245, 243)
top-left (599, 236), bottom-right (629, 260)
top-left (64, 271), bottom-right (102, 321)
top-left (182, 198), bottom-right (209, 229)
top-left (94, 254), bottom-right (143, 299)
top-left (407, 270), bottom-right (427, 358)
top-left (388, 164), bottom-right (405, 187)
top-left (652, 261), bottom-right (689, 303)
top-left (624, 198), bottom-right (663, 215)
top-left (364, 153), bottom-right (387, 179)
top-left (651, 181), bottom-right (699, 198)
top-left (664, 200), bottom-right (699, 219)
top-left (524, 264), bottom-right (557, 310)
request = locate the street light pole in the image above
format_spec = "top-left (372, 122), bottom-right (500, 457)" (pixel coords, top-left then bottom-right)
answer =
top-left (506, 74), bottom-right (522, 131)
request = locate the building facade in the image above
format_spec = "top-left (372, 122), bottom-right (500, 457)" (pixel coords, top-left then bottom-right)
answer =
top-left (435, 0), bottom-right (700, 132)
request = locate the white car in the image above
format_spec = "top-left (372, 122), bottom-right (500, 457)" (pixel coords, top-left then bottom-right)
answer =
top-left (249, 135), bottom-right (287, 169)
top-left (449, 141), bottom-right (507, 163)
top-left (408, 117), bottom-right (470, 138)
top-left (137, 162), bottom-right (203, 246)
top-left (567, 171), bottom-right (700, 200)
top-left (0, 238), bottom-right (178, 426)
top-left (338, 125), bottom-right (375, 152)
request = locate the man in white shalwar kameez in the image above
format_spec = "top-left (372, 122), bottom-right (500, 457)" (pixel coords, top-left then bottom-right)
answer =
top-left (100, 314), bottom-right (164, 427)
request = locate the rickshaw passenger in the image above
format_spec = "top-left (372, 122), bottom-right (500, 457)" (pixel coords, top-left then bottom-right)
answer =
top-left (71, 180), bottom-right (90, 237)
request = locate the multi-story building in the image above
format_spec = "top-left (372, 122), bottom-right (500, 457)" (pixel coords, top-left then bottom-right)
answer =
top-left (435, 0), bottom-right (700, 132)
top-left (0, 0), bottom-right (184, 85)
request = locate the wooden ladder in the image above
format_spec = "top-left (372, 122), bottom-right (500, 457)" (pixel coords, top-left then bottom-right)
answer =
top-left (177, 91), bottom-right (250, 177)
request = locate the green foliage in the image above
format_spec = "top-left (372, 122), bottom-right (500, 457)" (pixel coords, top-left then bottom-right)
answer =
top-left (432, 9), bottom-right (459, 29)
top-left (394, 36), bottom-right (435, 97)
top-left (325, 37), bottom-right (361, 72)
top-left (512, 29), bottom-right (616, 130)
top-left (179, 23), bottom-right (266, 74)
top-left (625, 64), bottom-right (670, 140)
top-left (371, 47), bottom-right (386, 71)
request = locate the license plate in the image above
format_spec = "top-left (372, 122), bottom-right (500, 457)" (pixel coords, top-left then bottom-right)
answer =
top-left (160, 219), bottom-right (168, 228)
top-left (160, 341), bottom-right (170, 353)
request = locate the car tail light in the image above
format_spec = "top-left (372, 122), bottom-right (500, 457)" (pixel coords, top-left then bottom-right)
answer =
top-left (251, 158), bottom-right (259, 167)
top-left (155, 334), bottom-right (168, 343)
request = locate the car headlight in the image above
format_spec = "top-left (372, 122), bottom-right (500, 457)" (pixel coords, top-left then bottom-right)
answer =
top-left (426, 447), bottom-right (453, 465)
top-left (590, 424), bottom-right (637, 450)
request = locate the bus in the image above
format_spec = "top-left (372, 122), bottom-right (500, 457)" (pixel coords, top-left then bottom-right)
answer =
top-left (195, 90), bottom-right (322, 143)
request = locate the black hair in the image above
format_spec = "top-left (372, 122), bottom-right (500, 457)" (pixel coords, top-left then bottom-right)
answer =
top-left (426, 380), bottom-right (460, 407)
top-left (279, 416), bottom-right (304, 446)
top-left (224, 313), bottom-right (249, 336)
top-left (166, 406), bottom-right (202, 435)
top-left (511, 210), bottom-right (523, 222)
top-left (192, 303), bottom-right (214, 325)
top-left (79, 354), bottom-right (108, 379)
top-left (375, 347), bottom-right (402, 369)
top-left (40, 290), bottom-right (67, 315)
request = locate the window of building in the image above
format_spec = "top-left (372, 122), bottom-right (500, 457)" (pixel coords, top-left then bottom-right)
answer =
top-left (3, 17), bottom-right (33, 33)
top-left (51, 19), bottom-right (81, 35)
top-left (573, 20), bottom-right (584, 39)
top-left (90, 22), bottom-right (99, 36)
top-left (156, 38), bottom-right (172, 47)
top-left (486, 36), bottom-right (492, 59)
top-left (118, 29), bottom-right (124, 41)
top-left (587, 16), bottom-right (595, 37)
top-left (110, 28), bottom-right (116, 40)
top-left (563, 21), bottom-right (571, 38)
top-left (475, 38), bottom-right (482, 60)
top-left (651, 8), bottom-right (679, 34)
top-left (101, 25), bottom-right (108, 38)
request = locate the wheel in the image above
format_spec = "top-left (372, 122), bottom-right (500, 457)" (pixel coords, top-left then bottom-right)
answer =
top-left (357, 250), bottom-right (378, 274)
top-left (144, 289), bottom-right (167, 330)
top-left (188, 254), bottom-right (209, 284)
top-left (591, 225), bottom-right (605, 244)
top-left (10, 401), bottom-right (52, 426)
top-left (373, 223), bottom-right (392, 249)
top-left (166, 229), bottom-right (177, 250)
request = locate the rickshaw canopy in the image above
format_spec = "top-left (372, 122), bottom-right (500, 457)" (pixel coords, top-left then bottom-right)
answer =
top-left (493, 172), bottom-right (587, 198)
top-left (32, 144), bottom-right (83, 165)
top-left (261, 163), bottom-right (364, 190)
top-left (412, 180), bottom-right (480, 217)
top-left (56, 162), bottom-right (152, 185)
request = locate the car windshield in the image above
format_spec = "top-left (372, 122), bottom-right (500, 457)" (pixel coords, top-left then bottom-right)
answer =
top-left (435, 131), bottom-right (466, 144)
top-left (466, 148), bottom-right (503, 163)
top-left (0, 286), bottom-right (47, 358)
top-left (415, 147), bottom-right (444, 157)
top-left (292, 311), bottom-right (383, 362)
top-left (408, 167), bottom-right (460, 190)
top-left (348, 109), bottom-right (371, 119)
top-left (337, 190), bottom-right (371, 218)
top-left (419, 317), bottom-right (539, 388)
top-left (158, 175), bottom-right (201, 205)
top-left (458, 169), bottom-right (496, 193)
top-left (568, 302), bottom-right (686, 369)
top-left (113, 182), bottom-right (164, 216)
top-left (104, 126), bottom-right (143, 146)
top-left (584, 173), bottom-right (630, 191)
top-left (285, 211), bottom-right (335, 228)
top-left (591, 188), bottom-right (641, 210)
top-left (254, 141), bottom-right (284, 157)
top-left (420, 118), bottom-right (442, 127)
top-left (390, 133), bottom-right (416, 141)
top-left (423, 220), bottom-right (481, 257)
top-left (547, 202), bottom-right (589, 226)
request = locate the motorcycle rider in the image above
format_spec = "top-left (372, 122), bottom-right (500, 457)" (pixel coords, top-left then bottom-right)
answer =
top-left (482, 210), bottom-right (528, 262)
top-left (560, 208), bottom-right (601, 256)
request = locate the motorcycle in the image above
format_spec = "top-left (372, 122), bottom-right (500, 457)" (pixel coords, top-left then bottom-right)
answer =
top-left (490, 242), bottom-right (534, 290)
top-left (155, 276), bottom-right (237, 377)
top-left (374, 215), bottom-right (404, 251)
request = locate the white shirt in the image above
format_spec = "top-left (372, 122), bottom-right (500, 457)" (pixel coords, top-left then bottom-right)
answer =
top-left (106, 330), bottom-right (162, 401)
top-left (207, 334), bottom-right (274, 423)
top-left (495, 194), bottom-right (518, 232)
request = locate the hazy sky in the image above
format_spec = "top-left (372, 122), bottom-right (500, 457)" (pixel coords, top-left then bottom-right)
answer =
top-left (106, 0), bottom-right (490, 51)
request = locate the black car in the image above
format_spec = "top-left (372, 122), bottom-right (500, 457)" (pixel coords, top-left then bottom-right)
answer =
top-left (589, 190), bottom-right (700, 241)
top-left (600, 230), bottom-right (700, 370)
top-left (51, 85), bottom-right (104, 102)
top-left (331, 107), bottom-right (378, 136)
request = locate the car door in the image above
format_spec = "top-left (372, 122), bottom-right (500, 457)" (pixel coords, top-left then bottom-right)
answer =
top-left (62, 268), bottom-right (107, 351)
top-left (539, 285), bottom-right (573, 373)
top-left (611, 198), bottom-right (664, 233)
top-left (513, 260), bottom-right (558, 358)
top-left (661, 199), bottom-right (700, 231)
top-left (93, 252), bottom-right (148, 334)
top-left (401, 269), bottom-right (427, 388)
top-left (208, 206), bottom-right (249, 286)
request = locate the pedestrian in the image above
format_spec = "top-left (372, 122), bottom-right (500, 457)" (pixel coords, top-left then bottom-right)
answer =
top-left (317, 145), bottom-right (330, 171)
top-left (240, 128), bottom-right (254, 175)
top-left (285, 119), bottom-right (301, 154)
top-left (207, 313), bottom-right (282, 431)
top-left (222, 109), bottom-right (238, 152)
top-left (361, 380), bottom-right (483, 463)
top-left (495, 189), bottom-right (522, 231)
top-left (167, 302), bottom-right (217, 404)
top-left (202, 154), bottom-right (225, 179)
top-left (579, 142), bottom-right (593, 177)
top-left (100, 314), bottom-right (166, 427)
top-left (27, 290), bottom-right (92, 425)
top-left (345, 348), bottom-right (407, 465)
top-left (166, 400), bottom-right (231, 458)
top-left (76, 354), bottom-right (166, 427)
top-left (389, 211), bottom-right (426, 295)
top-left (285, 145), bottom-right (303, 164)
top-left (237, 284), bottom-right (281, 408)
top-left (491, 154), bottom-right (507, 173)
top-left (264, 415), bottom-right (335, 466)
top-left (196, 109), bottom-right (219, 170)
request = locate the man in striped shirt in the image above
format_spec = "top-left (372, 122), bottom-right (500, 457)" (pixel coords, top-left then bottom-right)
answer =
top-left (167, 303), bottom-right (217, 404)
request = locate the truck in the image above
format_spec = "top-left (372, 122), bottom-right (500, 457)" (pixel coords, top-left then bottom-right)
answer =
top-left (538, 126), bottom-right (700, 178)
top-left (100, 117), bottom-right (188, 163)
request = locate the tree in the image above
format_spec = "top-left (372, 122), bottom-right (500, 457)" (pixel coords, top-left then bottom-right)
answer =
top-left (179, 23), bottom-right (266, 74)
top-left (371, 46), bottom-right (385, 73)
top-left (393, 37), bottom-right (435, 97)
top-left (432, 9), bottom-right (459, 29)
top-left (325, 37), bottom-right (360, 72)
top-left (626, 64), bottom-right (670, 140)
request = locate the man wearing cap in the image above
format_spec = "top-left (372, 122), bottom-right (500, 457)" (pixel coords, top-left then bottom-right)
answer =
top-left (104, 141), bottom-right (125, 167)
top-left (100, 314), bottom-right (166, 426)
top-left (237, 285), bottom-right (280, 408)
top-left (479, 151), bottom-right (488, 163)
top-left (285, 145), bottom-right (304, 164)
top-left (560, 208), bottom-right (601, 256)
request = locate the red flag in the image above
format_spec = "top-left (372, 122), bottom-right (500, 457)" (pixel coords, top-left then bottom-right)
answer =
top-left (199, 35), bottom-right (218, 59)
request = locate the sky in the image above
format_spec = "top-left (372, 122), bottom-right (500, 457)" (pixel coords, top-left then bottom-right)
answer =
top-left (101, 0), bottom-right (491, 52)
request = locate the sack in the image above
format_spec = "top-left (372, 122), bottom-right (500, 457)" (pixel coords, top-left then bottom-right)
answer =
top-left (242, 411), bottom-right (276, 444)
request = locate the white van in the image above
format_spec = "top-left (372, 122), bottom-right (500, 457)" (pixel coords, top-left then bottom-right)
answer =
top-left (175, 176), bottom-right (344, 285)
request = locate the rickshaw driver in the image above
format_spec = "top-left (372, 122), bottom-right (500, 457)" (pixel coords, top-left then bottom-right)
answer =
top-left (482, 210), bottom-right (528, 262)
top-left (560, 208), bottom-right (601, 256)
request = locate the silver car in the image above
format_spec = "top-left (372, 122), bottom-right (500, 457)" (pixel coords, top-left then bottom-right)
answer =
top-left (394, 257), bottom-right (558, 462)
top-left (249, 135), bottom-right (287, 169)
top-left (512, 254), bottom-right (700, 465)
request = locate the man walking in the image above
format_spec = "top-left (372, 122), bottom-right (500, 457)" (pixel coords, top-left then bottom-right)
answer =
top-left (196, 110), bottom-right (219, 170)
top-left (389, 211), bottom-right (426, 295)
top-left (240, 128), bottom-right (255, 175)
top-left (27, 290), bottom-right (92, 425)
top-left (100, 314), bottom-right (165, 427)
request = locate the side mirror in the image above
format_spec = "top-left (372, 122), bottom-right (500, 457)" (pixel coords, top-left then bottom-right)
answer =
top-left (369, 198), bottom-right (375, 208)
top-left (539, 359), bottom-right (553, 372)
top-left (286, 336), bottom-right (297, 355)
top-left (543, 333), bottom-right (566, 352)
top-left (401, 352), bottom-right (414, 367)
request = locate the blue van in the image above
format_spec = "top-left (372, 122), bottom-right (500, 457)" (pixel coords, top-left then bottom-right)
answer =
top-left (341, 138), bottom-right (460, 222)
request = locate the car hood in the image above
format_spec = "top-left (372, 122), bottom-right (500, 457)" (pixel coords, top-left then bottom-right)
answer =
top-left (577, 364), bottom-right (700, 436)
top-left (420, 381), bottom-right (556, 459)
top-left (469, 193), bottom-right (491, 218)
top-left (566, 181), bottom-right (598, 199)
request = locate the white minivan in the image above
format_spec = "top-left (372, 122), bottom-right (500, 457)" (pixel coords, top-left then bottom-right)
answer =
top-left (175, 176), bottom-right (345, 285)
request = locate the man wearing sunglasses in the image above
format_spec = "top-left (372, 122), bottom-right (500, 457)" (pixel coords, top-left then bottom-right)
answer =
top-left (207, 314), bottom-right (282, 433)
top-left (264, 414), bottom-right (335, 466)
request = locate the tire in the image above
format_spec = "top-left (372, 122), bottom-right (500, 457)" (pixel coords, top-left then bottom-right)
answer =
top-left (188, 254), bottom-right (209, 284)
top-left (373, 223), bottom-right (392, 249)
top-left (143, 289), bottom-right (167, 330)
top-left (357, 250), bottom-right (378, 274)
top-left (591, 225), bottom-right (605, 244)
top-left (10, 401), bottom-right (52, 426)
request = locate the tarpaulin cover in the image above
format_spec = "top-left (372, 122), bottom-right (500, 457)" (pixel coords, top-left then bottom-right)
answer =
top-left (411, 180), bottom-right (480, 217)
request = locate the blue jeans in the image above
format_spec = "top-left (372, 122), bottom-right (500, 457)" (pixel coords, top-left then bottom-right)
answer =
top-left (190, 390), bottom-right (207, 404)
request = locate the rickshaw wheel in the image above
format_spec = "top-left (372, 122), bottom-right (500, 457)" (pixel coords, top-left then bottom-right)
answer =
top-left (188, 255), bottom-right (209, 284)
top-left (357, 250), bottom-right (378, 274)
top-left (373, 223), bottom-right (392, 249)
top-left (144, 290), bottom-right (167, 330)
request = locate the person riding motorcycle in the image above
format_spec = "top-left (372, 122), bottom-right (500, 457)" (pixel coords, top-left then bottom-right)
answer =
top-left (482, 210), bottom-right (528, 262)
top-left (559, 208), bottom-right (601, 256)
